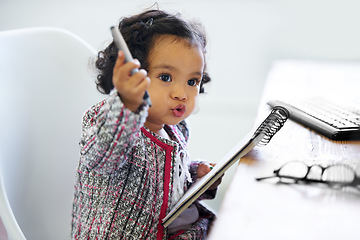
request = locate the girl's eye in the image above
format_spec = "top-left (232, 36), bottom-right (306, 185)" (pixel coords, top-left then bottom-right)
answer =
top-left (187, 79), bottom-right (200, 87)
top-left (159, 73), bottom-right (172, 82)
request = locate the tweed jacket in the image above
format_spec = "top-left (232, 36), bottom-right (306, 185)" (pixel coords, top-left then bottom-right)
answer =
top-left (71, 90), bottom-right (215, 240)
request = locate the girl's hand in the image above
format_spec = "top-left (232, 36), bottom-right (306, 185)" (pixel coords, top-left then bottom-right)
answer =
top-left (112, 51), bottom-right (151, 112)
top-left (197, 162), bottom-right (223, 190)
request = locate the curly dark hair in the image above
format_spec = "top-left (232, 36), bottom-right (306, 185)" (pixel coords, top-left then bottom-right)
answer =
top-left (95, 9), bottom-right (211, 94)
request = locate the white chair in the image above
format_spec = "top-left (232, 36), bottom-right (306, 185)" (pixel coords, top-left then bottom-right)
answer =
top-left (0, 27), bottom-right (103, 239)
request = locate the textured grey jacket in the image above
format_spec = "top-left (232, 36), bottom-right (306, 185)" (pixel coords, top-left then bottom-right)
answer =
top-left (71, 90), bottom-right (215, 239)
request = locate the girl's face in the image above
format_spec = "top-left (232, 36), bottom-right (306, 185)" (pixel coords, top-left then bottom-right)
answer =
top-left (145, 35), bottom-right (204, 134)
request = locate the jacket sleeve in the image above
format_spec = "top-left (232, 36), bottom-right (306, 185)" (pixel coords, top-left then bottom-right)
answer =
top-left (79, 89), bottom-right (148, 174)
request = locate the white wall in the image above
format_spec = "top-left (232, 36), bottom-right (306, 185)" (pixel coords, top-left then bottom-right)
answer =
top-left (1, 0), bottom-right (360, 212)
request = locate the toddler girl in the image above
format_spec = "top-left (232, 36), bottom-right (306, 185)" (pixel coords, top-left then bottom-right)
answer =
top-left (71, 9), bottom-right (220, 240)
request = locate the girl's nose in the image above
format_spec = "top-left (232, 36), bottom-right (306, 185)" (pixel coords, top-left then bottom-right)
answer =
top-left (170, 85), bottom-right (187, 101)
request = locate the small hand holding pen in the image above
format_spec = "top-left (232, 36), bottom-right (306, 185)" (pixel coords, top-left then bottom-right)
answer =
top-left (110, 26), bottom-right (152, 111)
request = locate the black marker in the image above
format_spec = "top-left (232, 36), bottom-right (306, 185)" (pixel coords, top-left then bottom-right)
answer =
top-left (110, 26), bottom-right (152, 107)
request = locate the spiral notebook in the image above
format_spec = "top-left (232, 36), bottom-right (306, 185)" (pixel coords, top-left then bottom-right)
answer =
top-left (162, 106), bottom-right (290, 227)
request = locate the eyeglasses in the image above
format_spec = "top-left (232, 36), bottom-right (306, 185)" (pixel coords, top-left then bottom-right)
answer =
top-left (256, 161), bottom-right (360, 190)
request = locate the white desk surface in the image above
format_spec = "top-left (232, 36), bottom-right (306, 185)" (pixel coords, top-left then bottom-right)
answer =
top-left (209, 60), bottom-right (360, 240)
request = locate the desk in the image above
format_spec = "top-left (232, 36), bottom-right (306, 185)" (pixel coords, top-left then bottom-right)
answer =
top-left (209, 60), bottom-right (360, 240)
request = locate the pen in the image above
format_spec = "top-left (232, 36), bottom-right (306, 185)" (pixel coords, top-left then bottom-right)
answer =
top-left (110, 26), bottom-right (152, 107)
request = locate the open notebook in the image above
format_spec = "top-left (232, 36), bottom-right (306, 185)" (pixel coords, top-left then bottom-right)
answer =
top-left (162, 106), bottom-right (289, 227)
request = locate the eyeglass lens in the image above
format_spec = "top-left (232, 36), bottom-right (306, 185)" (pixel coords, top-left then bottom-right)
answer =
top-left (322, 165), bottom-right (355, 183)
top-left (278, 161), bottom-right (308, 178)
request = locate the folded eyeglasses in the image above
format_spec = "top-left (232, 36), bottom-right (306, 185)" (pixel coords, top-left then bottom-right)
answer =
top-left (256, 161), bottom-right (360, 190)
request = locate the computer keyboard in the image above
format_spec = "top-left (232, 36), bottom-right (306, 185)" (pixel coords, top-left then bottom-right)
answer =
top-left (268, 98), bottom-right (360, 140)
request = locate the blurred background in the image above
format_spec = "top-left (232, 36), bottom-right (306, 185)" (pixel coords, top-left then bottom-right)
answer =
top-left (1, 0), bottom-right (360, 213)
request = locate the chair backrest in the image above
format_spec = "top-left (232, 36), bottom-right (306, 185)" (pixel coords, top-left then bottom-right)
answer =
top-left (0, 27), bottom-right (103, 239)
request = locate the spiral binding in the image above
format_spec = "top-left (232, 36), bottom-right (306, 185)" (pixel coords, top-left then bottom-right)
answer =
top-left (253, 106), bottom-right (290, 146)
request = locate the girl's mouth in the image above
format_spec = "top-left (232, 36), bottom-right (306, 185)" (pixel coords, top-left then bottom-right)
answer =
top-left (172, 104), bottom-right (186, 117)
